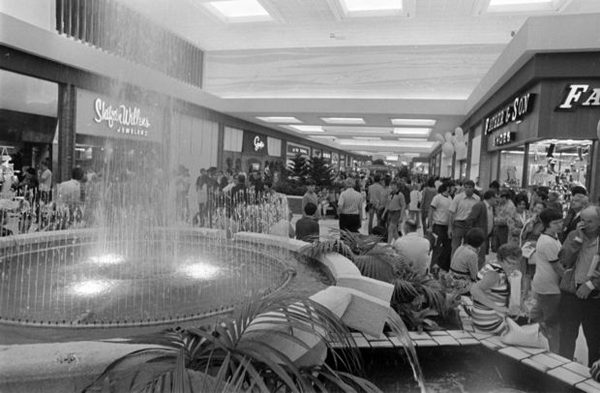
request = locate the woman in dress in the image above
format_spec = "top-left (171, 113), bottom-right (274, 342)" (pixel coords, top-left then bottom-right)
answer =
top-left (470, 244), bottom-right (522, 334)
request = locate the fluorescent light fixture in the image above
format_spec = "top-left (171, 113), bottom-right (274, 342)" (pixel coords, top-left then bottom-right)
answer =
top-left (393, 127), bottom-right (432, 136)
top-left (483, 0), bottom-right (564, 13)
top-left (340, 0), bottom-right (402, 12)
top-left (397, 138), bottom-right (428, 142)
top-left (386, 155), bottom-right (398, 161)
top-left (338, 140), bottom-right (436, 148)
top-left (489, 0), bottom-right (550, 5)
top-left (309, 135), bottom-right (336, 140)
top-left (288, 125), bottom-right (325, 133)
top-left (353, 137), bottom-right (381, 141)
top-left (322, 117), bottom-right (365, 125)
top-left (257, 116), bottom-right (301, 123)
top-left (391, 118), bottom-right (436, 127)
top-left (204, 0), bottom-right (271, 22)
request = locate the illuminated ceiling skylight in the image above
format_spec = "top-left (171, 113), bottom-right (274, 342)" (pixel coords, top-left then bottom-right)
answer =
top-left (322, 117), bottom-right (365, 125)
top-left (288, 125), bottom-right (324, 132)
top-left (204, 0), bottom-right (271, 22)
top-left (392, 127), bottom-right (432, 136)
top-left (256, 116), bottom-right (301, 123)
top-left (391, 118), bottom-right (436, 127)
top-left (341, 0), bottom-right (402, 12)
top-left (483, 0), bottom-right (566, 13)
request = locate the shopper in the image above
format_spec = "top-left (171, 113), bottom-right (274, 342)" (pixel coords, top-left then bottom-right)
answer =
top-left (450, 227), bottom-right (486, 283)
top-left (367, 174), bottom-right (387, 233)
top-left (470, 244), bottom-right (522, 335)
top-left (428, 183), bottom-right (453, 271)
top-left (302, 180), bottom-right (320, 220)
top-left (420, 177), bottom-right (437, 229)
top-left (560, 193), bottom-right (589, 242)
top-left (466, 190), bottom-right (497, 268)
top-left (38, 159), bottom-right (52, 204)
top-left (530, 208), bottom-right (564, 353)
top-left (383, 181), bottom-right (405, 243)
top-left (493, 190), bottom-right (516, 251)
top-left (408, 183), bottom-right (422, 226)
top-left (558, 205), bottom-right (600, 366)
top-left (296, 203), bottom-right (320, 242)
top-left (393, 219), bottom-right (430, 275)
top-left (337, 178), bottom-right (363, 233)
top-left (448, 180), bottom-right (480, 256)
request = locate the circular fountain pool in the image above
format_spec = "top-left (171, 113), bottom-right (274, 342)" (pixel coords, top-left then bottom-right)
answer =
top-left (0, 229), bottom-right (318, 329)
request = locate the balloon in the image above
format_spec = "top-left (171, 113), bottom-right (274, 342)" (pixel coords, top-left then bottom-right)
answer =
top-left (442, 141), bottom-right (454, 157)
top-left (445, 132), bottom-right (453, 142)
top-left (455, 127), bottom-right (464, 138)
top-left (455, 133), bottom-right (465, 144)
top-left (434, 134), bottom-right (445, 143)
top-left (455, 143), bottom-right (468, 160)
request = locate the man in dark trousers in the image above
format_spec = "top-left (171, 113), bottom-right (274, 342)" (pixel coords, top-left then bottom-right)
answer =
top-left (466, 190), bottom-right (498, 268)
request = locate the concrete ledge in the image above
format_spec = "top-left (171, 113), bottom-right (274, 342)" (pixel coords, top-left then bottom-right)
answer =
top-left (233, 232), bottom-right (308, 252)
top-left (317, 253), bottom-right (361, 280)
top-left (336, 275), bottom-right (394, 303)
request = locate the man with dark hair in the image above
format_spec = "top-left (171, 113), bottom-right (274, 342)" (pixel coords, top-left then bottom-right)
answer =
top-left (302, 180), bottom-right (320, 220)
top-left (561, 193), bottom-right (590, 242)
top-left (295, 203), bottom-right (320, 242)
top-left (466, 190), bottom-right (497, 268)
top-left (448, 180), bottom-right (480, 257)
top-left (428, 183), bottom-right (453, 271)
top-left (367, 174), bottom-right (387, 233)
top-left (393, 219), bottom-right (431, 275)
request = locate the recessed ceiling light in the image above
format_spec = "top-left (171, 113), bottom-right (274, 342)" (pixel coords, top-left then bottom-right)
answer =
top-left (391, 118), bottom-right (436, 127)
top-left (392, 128), bottom-right (432, 136)
top-left (289, 125), bottom-right (325, 132)
top-left (340, 0), bottom-right (402, 12)
top-left (322, 117), bottom-right (365, 125)
top-left (204, 0), bottom-right (271, 21)
top-left (256, 116), bottom-right (301, 123)
top-left (353, 137), bottom-right (381, 141)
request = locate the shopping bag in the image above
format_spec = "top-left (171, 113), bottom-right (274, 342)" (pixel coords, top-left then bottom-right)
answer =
top-left (501, 318), bottom-right (549, 349)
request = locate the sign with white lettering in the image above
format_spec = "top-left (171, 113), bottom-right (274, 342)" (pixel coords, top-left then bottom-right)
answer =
top-left (76, 89), bottom-right (162, 142)
top-left (243, 131), bottom-right (268, 155)
top-left (556, 84), bottom-right (600, 110)
top-left (322, 151), bottom-right (332, 161)
top-left (484, 93), bottom-right (535, 135)
top-left (493, 131), bottom-right (516, 146)
top-left (286, 142), bottom-right (310, 157)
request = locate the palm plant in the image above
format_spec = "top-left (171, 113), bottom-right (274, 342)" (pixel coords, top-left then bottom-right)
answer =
top-left (299, 230), bottom-right (454, 330)
top-left (83, 294), bottom-right (382, 393)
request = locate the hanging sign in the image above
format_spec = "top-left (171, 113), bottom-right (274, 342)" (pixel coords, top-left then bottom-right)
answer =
top-left (484, 93), bottom-right (535, 135)
top-left (243, 131), bottom-right (268, 155)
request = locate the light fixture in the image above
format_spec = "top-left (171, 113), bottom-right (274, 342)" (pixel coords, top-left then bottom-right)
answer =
top-left (257, 116), bottom-right (301, 123)
top-left (203, 0), bottom-right (271, 22)
top-left (397, 138), bottom-right (428, 142)
top-left (481, 0), bottom-right (566, 14)
top-left (337, 139), bottom-right (436, 149)
top-left (391, 118), bottom-right (436, 127)
top-left (288, 125), bottom-right (325, 133)
top-left (321, 117), bottom-right (365, 125)
top-left (489, 0), bottom-right (550, 5)
top-left (340, 0), bottom-right (402, 12)
top-left (353, 137), bottom-right (382, 141)
top-left (392, 127), bottom-right (432, 136)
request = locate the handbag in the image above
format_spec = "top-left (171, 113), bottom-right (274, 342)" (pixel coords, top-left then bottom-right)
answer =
top-left (501, 318), bottom-right (549, 349)
top-left (559, 268), bottom-right (577, 294)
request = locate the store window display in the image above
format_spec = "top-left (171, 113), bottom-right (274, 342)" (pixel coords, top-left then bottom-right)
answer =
top-left (527, 140), bottom-right (592, 191)
top-left (499, 147), bottom-right (524, 188)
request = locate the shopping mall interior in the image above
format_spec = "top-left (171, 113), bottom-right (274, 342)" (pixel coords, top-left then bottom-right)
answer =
top-left (1, 1), bottom-right (600, 392)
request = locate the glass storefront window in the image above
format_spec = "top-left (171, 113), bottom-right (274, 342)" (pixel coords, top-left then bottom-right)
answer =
top-left (499, 147), bottom-right (525, 188)
top-left (527, 139), bottom-right (592, 190)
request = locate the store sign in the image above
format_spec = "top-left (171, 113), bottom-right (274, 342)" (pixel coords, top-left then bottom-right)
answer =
top-left (322, 151), bottom-right (331, 160)
top-left (243, 131), bottom-right (268, 155)
top-left (556, 84), bottom-right (600, 110)
top-left (484, 93), bottom-right (535, 135)
top-left (76, 89), bottom-right (162, 142)
top-left (286, 142), bottom-right (310, 156)
top-left (493, 131), bottom-right (516, 147)
top-left (93, 98), bottom-right (151, 137)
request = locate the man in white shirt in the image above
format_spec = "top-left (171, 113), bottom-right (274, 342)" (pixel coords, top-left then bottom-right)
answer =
top-left (428, 183), bottom-right (452, 271)
top-left (338, 178), bottom-right (363, 233)
top-left (38, 160), bottom-right (52, 203)
top-left (57, 167), bottom-right (84, 207)
top-left (367, 175), bottom-right (387, 233)
top-left (393, 219), bottom-right (431, 275)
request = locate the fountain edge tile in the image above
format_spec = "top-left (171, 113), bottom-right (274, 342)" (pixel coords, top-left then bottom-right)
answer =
top-left (547, 366), bottom-right (588, 385)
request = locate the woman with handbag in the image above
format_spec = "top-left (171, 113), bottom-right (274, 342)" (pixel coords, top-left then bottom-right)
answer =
top-left (470, 244), bottom-right (522, 334)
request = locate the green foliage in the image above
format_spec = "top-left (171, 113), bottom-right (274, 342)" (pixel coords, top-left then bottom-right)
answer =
top-left (307, 156), bottom-right (334, 188)
top-left (287, 153), bottom-right (309, 182)
top-left (83, 294), bottom-right (382, 393)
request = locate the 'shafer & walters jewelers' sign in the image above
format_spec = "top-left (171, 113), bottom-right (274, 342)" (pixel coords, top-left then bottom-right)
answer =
top-left (484, 93), bottom-right (535, 135)
top-left (556, 84), bottom-right (600, 110)
top-left (76, 89), bottom-right (162, 142)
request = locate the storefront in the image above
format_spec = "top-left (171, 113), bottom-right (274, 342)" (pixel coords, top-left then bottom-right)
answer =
top-left (75, 88), bottom-right (164, 181)
top-left (285, 141), bottom-right (310, 168)
top-left (463, 52), bottom-right (600, 199)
